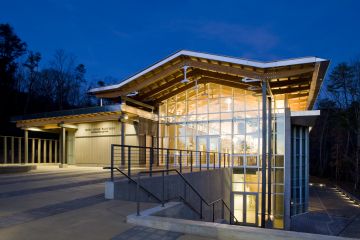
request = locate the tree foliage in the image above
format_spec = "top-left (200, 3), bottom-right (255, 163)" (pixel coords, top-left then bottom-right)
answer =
top-left (0, 23), bottom-right (94, 134)
top-left (311, 59), bottom-right (360, 190)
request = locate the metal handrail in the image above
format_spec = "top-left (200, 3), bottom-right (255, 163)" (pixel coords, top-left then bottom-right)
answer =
top-left (110, 144), bottom-right (231, 179)
top-left (136, 168), bottom-right (239, 224)
top-left (103, 166), bottom-right (162, 203)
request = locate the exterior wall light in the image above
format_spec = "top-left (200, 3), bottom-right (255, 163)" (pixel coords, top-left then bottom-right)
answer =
top-left (119, 113), bottom-right (128, 123)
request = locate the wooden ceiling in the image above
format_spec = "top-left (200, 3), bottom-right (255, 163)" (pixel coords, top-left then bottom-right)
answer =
top-left (92, 55), bottom-right (329, 111)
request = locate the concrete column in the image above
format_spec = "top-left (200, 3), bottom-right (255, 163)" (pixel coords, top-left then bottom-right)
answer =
top-left (24, 130), bottom-right (29, 164)
top-left (49, 140), bottom-right (52, 163)
top-left (284, 108), bottom-right (291, 230)
top-left (43, 139), bottom-right (47, 163)
top-left (31, 138), bottom-right (35, 163)
top-left (60, 127), bottom-right (66, 167)
top-left (37, 139), bottom-right (41, 163)
top-left (261, 80), bottom-right (267, 228)
top-left (54, 141), bottom-right (58, 163)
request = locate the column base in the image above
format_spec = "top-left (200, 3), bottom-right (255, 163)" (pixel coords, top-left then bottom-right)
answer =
top-left (59, 163), bottom-right (68, 168)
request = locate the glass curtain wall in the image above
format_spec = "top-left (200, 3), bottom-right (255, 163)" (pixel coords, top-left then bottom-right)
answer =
top-left (159, 83), bottom-right (261, 157)
top-left (158, 83), bottom-right (285, 229)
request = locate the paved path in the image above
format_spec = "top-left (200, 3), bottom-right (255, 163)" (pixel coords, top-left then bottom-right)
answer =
top-left (0, 166), bottom-right (210, 240)
top-left (291, 181), bottom-right (360, 238)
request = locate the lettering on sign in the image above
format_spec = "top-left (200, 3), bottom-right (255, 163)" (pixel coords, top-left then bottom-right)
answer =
top-left (85, 127), bottom-right (116, 134)
top-left (76, 122), bottom-right (120, 137)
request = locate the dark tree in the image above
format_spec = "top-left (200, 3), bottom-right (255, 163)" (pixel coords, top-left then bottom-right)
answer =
top-left (0, 23), bottom-right (27, 134)
top-left (23, 51), bottom-right (41, 113)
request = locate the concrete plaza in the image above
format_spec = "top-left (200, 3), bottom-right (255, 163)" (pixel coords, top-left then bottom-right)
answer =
top-left (0, 166), bottom-right (210, 240)
top-left (0, 167), bottom-right (359, 239)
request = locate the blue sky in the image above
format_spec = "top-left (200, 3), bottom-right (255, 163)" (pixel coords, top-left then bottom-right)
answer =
top-left (1, 0), bottom-right (360, 83)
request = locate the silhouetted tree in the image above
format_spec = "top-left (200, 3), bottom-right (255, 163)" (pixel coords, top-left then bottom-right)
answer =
top-left (23, 51), bottom-right (41, 113)
top-left (312, 59), bottom-right (360, 191)
top-left (0, 23), bottom-right (27, 134)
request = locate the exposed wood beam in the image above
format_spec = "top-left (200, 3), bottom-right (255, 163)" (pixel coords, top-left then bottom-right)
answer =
top-left (287, 93), bottom-right (309, 99)
top-left (154, 77), bottom-right (260, 103)
top-left (272, 85), bottom-right (309, 95)
top-left (94, 61), bottom-right (185, 98)
top-left (138, 69), bottom-right (200, 100)
top-left (269, 78), bottom-right (310, 88)
top-left (188, 59), bottom-right (315, 79)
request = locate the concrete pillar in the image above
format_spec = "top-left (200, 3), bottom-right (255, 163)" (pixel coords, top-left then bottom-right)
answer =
top-left (31, 138), bottom-right (35, 163)
top-left (261, 80), bottom-right (267, 228)
top-left (284, 108), bottom-right (291, 230)
top-left (43, 139), bottom-right (47, 163)
top-left (37, 139), bottom-right (41, 163)
top-left (24, 130), bottom-right (29, 164)
top-left (59, 127), bottom-right (67, 167)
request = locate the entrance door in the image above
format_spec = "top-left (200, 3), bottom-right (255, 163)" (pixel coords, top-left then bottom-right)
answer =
top-left (233, 192), bottom-right (258, 226)
top-left (196, 136), bottom-right (219, 167)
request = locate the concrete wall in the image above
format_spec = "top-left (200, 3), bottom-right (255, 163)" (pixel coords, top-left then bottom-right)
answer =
top-left (109, 168), bottom-right (232, 222)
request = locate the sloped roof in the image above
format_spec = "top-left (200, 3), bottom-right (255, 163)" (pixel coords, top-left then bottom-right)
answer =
top-left (89, 50), bottom-right (330, 110)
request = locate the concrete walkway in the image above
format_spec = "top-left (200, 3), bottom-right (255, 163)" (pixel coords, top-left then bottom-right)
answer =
top-left (0, 166), bottom-right (210, 240)
top-left (291, 180), bottom-right (360, 238)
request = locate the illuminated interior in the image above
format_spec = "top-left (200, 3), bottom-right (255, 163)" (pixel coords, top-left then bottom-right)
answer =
top-left (158, 82), bottom-right (285, 228)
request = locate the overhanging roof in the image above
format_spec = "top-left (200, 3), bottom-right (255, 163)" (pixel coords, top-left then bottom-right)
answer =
top-left (89, 50), bottom-right (330, 111)
top-left (291, 110), bottom-right (320, 126)
top-left (14, 104), bottom-right (156, 129)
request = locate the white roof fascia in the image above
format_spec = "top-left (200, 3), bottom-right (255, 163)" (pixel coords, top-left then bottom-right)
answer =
top-left (89, 50), bottom-right (328, 93)
top-left (291, 110), bottom-right (320, 117)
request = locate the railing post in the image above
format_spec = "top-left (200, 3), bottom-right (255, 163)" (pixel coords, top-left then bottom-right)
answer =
top-left (212, 203), bottom-right (215, 222)
top-left (128, 146), bottom-right (131, 178)
top-left (110, 145), bottom-right (114, 182)
top-left (218, 153), bottom-right (221, 168)
top-left (207, 152), bottom-right (209, 170)
top-left (213, 153), bottom-right (215, 169)
top-left (199, 152), bottom-right (202, 172)
top-left (190, 151), bottom-right (193, 172)
top-left (162, 171), bottom-right (165, 207)
top-left (179, 150), bottom-right (182, 173)
top-left (136, 173), bottom-right (140, 216)
top-left (166, 149), bottom-right (169, 175)
top-left (150, 147), bottom-right (153, 177)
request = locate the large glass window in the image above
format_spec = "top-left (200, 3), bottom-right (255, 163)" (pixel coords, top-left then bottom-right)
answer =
top-left (158, 83), bottom-right (286, 229)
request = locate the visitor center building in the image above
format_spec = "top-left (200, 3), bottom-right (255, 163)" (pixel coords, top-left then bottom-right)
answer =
top-left (13, 50), bottom-right (329, 229)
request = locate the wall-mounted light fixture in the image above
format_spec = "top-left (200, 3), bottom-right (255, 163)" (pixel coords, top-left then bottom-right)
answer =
top-left (119, 113), bottom-right (129, 123)
top-left (180, 65), bottom-right (190, 83)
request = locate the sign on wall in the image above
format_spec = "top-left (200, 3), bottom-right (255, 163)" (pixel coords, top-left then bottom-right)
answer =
top-left (75, 121), bottom-right (121, 137)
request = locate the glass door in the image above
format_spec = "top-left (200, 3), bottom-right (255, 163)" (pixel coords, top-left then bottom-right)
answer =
top-left (232, 192), bottom-right (258, 226)
top-left (196, 136), bottom-right (219, 167)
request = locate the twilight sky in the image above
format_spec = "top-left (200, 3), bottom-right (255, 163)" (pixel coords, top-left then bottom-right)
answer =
top-left (1, 0), bottom-right (359, 83)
